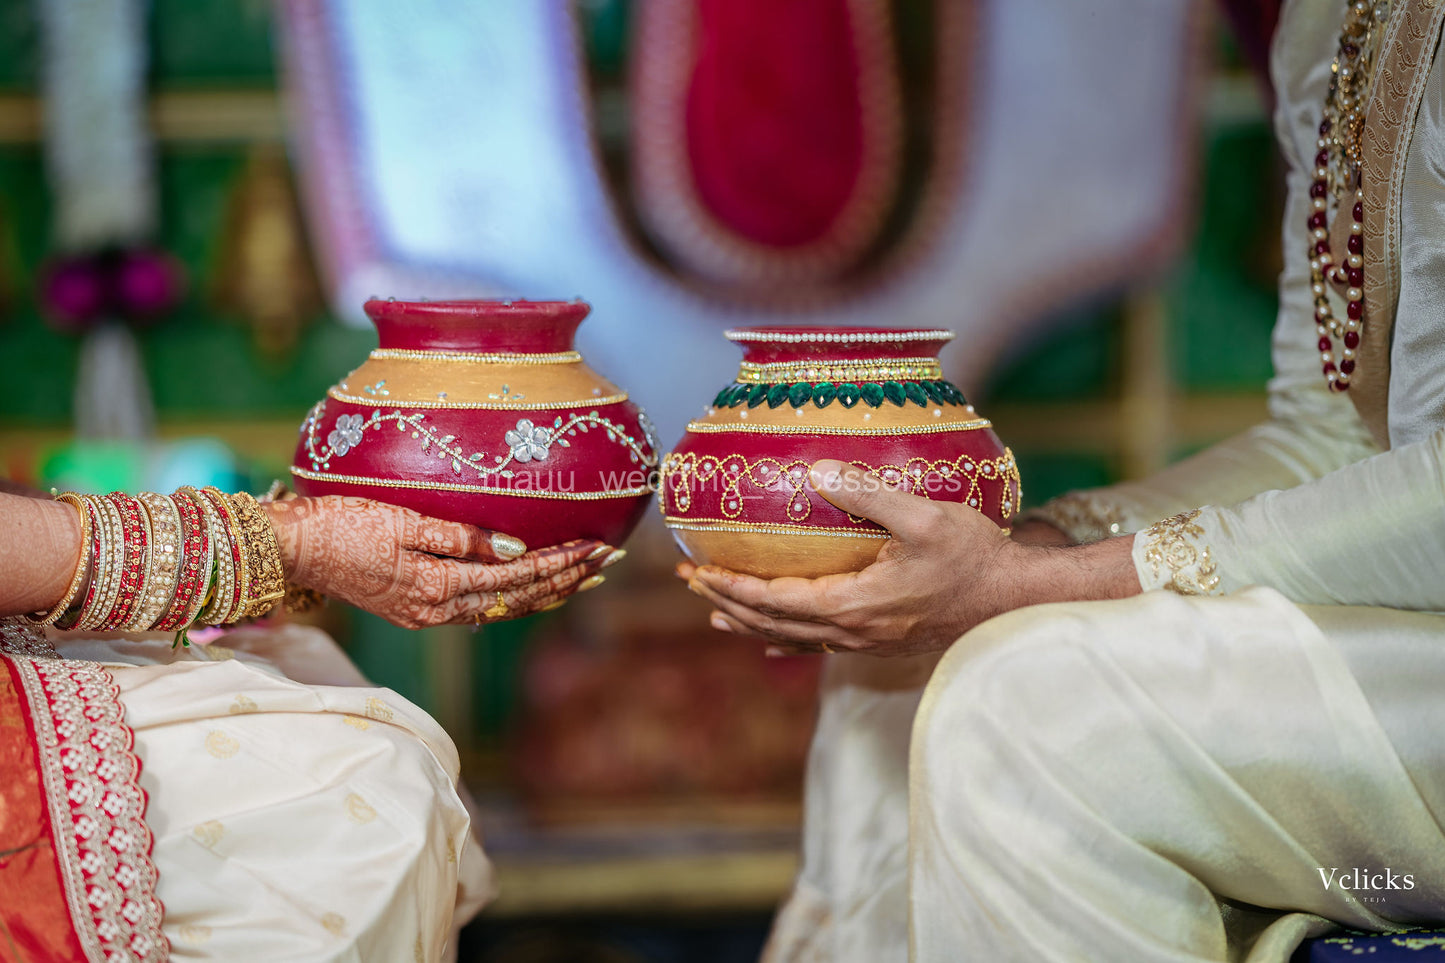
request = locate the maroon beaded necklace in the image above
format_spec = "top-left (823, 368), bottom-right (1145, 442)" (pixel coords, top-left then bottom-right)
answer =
top-left (1308, 1), bottom-right (1390, 392)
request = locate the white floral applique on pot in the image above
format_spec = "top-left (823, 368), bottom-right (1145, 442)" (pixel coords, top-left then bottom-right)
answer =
top-left (504, 418), bottom-right (552, 463)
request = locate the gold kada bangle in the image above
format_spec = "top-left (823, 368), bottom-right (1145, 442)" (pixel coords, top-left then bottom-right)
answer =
top-left (228, 490), bottom-right (287, 620)
top-left (25, 493), bottom-right (93, 626)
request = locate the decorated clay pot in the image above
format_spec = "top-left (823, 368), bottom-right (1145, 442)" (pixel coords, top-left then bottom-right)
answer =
top-left (660, 327), bottom-right (1020, 579)
top-left (292, 299), bottom-right (659, 549)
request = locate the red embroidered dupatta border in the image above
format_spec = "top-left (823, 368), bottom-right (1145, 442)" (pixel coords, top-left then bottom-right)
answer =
top-left (0, 623), bottom-right (166, 962)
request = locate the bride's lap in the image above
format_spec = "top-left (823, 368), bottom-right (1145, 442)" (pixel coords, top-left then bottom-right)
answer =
top-left (55, 626), bottom-right (491, 962)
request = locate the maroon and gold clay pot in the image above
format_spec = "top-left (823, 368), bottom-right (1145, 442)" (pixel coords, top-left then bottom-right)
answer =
top-left (291, 298), bottom-right (658, 548)
top-left (661, 326), bottom-right (1020, 579)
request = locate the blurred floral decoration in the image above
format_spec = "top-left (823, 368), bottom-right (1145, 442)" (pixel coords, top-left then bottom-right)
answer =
top-left (213, 144), bottom-right (322, 359)
top-left (39, 247), bottom-right (184, 333)
top-left (37, 0), bottom-right (184, 440)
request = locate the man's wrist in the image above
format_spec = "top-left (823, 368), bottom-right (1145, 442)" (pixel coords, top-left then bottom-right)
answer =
top-left (1017, 536), bottom-right (1142, 609)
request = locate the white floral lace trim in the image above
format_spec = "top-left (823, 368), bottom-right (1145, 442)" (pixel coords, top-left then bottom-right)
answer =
top-left (1136, 509), bottom-right (1222, 596)
top-left (9, 654), bottom-right (167, 961)
top-left (1021, 491), bottom-right (1130, 544)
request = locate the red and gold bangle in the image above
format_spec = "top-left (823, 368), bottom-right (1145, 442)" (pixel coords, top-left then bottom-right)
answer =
top-left (24, 493), bottom-right (93, 626)
top-left (130, 492), bottom-right (182, 631)
top-left (227, 491), bottom-right (286, 619)
top-left (95, 493), bottom-right (149, 631)
top-left (153, 488), bottom-right (211, 632)
top-left (191, 487), bottom-right (241, 626)
top-left (72, 494), bottom-right (126, 632)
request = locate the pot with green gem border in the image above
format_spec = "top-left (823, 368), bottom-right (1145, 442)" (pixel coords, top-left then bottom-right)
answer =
top-left (660, 326), bottom-right (1021, 579)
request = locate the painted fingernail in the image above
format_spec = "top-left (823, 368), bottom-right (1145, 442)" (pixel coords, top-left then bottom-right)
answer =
top-left (540, 599), bottom-right (568, 612)
top-left (491, 533), bottom-right (527, 560)
top-left (710, 613), bottom-right (732, 633)
top-left (600, 548), bottom-right (627, 569)
top-left (585, 544), bottom-right (613, 561)
top-left (578, 574), bottom-right (606, 593)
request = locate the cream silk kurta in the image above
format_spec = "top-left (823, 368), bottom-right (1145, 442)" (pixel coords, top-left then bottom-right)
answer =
top-left (33, 624), bottom-right (494, 962)
top-left (765, 1), bottom-right (1445, 960)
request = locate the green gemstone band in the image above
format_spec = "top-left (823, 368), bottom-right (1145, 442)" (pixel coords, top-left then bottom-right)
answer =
top-left (711, 379), bottom-right (969, 411)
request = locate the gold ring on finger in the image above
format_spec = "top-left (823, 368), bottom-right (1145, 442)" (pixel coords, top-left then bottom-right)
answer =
top-left (820, 641), bottom-right (834, 654)
top-left (483, 591), bottom-right (509, 619)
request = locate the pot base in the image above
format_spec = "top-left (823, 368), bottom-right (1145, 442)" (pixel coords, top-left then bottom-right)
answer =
top-left (670, 525), bottom-right (887, 580)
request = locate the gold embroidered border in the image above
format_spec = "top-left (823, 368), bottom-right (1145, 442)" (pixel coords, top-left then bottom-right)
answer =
top-left (1138, 509), bottom-right (1221, 596)
top-left (11, 656), bottom-right (168, 961)
top-left (683, 417), bottom-right (990, 436)
top-left (290, 466), bottom-right (654, 500)
top-left (368, 348), bottom-right (582, 364)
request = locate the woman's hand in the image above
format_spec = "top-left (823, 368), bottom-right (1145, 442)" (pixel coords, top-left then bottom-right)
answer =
top-left (680, 460), bottom-right (1140, 657)
top-left (265, 496), bottom-right (621, 629)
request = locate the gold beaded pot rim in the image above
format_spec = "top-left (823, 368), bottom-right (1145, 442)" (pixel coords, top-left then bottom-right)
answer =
top-left (725, 329), bottom-right (954, 344)
top-left (368, 348), bottom-right (583, 364)
top-left (735, 358), bottom-right (944, 384)
top-left (680, 417), bottom-right (991, 436)
top-left (290, 466), bottom-right (654, 500)
top-left (327, 387), bottom-right (631, 410)
top-left (662, 517), bottom-right (893, 538)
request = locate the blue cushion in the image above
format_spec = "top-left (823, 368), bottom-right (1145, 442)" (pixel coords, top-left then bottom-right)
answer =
top-left (1298, 930), bottom-right (1445, 960)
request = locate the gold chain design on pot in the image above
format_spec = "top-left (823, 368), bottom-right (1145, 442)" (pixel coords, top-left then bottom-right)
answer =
top-left (736, 358), bottom-right (943, 384)
top-left (661, 449), bottom-right (1020, 523)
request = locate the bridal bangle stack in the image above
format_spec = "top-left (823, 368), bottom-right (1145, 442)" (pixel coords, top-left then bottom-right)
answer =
top-left (25, 487), bottom-right (287, 631)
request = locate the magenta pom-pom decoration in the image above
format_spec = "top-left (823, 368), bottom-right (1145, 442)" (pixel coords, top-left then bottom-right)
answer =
top-left (113, 249), bottom-right (184, 323)
top-left (38, 256), bottom-right (109, 332)
top-left (37, 248), bottom-right (186, 333)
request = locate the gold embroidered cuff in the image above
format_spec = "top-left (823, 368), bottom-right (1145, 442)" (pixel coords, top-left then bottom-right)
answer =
top-left (1018, 491), bottom-right (1130, 545)
top-left (1135, 509), bottom-right (1222, 596)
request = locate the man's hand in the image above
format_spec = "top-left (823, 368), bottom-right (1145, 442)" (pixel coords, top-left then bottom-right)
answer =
top-left (265, 496), bottom-right (621, 629)
top-left (681, 460), bottom-right (1140, 657)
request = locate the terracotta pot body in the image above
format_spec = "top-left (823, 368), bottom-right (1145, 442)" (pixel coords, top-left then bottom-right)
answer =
top-left (292, 299), bottom-right (658, 549)
top-left (661, 327), bottom-right (1020, 579)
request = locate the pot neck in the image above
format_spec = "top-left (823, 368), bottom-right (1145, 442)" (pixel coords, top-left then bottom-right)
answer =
top-left (365, 299), bottom-right (589, 353)
top-left (726, 326), bottom-right (954, 365)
